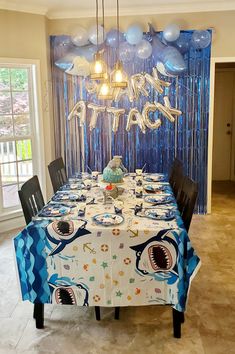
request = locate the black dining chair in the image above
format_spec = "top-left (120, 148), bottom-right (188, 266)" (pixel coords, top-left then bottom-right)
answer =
top-left (169, 158), bottom-right (184, 201)
top-left (177, 176), bottom-right (198, 232)
top-left (18, 175), bottom-right (45, 225)
top-left (48, 157), bottom-right (67, 193)
top-left (18, 175), bottom-right (45, 329)
top-left (19, 175), bottom-right (100, 328)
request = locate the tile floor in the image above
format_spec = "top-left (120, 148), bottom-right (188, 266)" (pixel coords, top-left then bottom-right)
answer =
top-left (0, 181), bottom-right (235, 354)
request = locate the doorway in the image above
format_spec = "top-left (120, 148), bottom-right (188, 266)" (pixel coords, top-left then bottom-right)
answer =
top-left (212, 62), bottom-right (235, 201)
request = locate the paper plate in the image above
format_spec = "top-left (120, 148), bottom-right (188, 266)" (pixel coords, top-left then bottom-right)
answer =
top-left (144, 195), bottom-right (174, 205)
top-left (144, 184), bottom-right (168, 193)
top-left (39, 205), bottom-right (71, 217)
top-left (93, 213), bottom-right (124, 226)
top-left (144, 209), bottom-right (175, 221)
top-left (143, 174), bottom-right (165, 182)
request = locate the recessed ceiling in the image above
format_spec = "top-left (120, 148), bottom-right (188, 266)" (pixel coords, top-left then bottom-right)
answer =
top-left (0, 0), bottom-right (235, 19)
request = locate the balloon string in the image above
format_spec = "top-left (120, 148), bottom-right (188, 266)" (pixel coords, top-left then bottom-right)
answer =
top-left (96, 0), bottom-right (98, 52)
top-left (102, 0), bottom-right (105, 42)
top-left (117, 0), bottom-right (119, 60)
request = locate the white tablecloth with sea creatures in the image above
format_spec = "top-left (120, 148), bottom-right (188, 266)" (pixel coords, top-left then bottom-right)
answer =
top-left (14, 173), bottom-right (200, 312)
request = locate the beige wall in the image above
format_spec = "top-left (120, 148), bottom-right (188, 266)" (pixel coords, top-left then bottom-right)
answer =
top-left (0, 10), bottom-right (54, 197)
top-left (48, 10), bottom-right (235, 58)
top-left (1, 8), bottom-right (235, 199)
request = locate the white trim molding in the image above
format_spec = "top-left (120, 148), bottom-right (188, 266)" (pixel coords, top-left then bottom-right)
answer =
top-left (0, 58), bottom-right (46, 227)
top-left (207, 56), bottom-right (235, 213)
top-left (1, 0), bottom-right (235, 19)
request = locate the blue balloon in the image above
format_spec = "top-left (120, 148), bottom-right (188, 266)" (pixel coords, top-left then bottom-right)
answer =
top-left (126, 24), bottom-right (143, 45)
top-left (119, 42), bottom-right (136, 63)
top-left (173, 33), bottom-right (190, 54)
top-left (191, 30), bottom-right (211, 49)
top-left (106, 29), bottom-right (124, 48)
top-left (149, 24), bottom-right (187, 76)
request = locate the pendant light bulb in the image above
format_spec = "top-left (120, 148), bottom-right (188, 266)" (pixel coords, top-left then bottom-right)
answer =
top-left (98, 75), bottom-right (114, 100)
top-left (111, 60), bottom-right (128, 88)
top-left (90, 52), bottom-right (107, 80)
top-left (94, 60), bottom-right (103, 74)
top-left (100, 82), bottom-right (109, 96)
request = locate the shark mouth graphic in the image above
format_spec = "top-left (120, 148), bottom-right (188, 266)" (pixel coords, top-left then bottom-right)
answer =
top-left (148, 245), bottom-right (173, 270)
top-left (55, 287), bottom-right (76, 305)
top-left (52, 221), bottom-right (74, 237)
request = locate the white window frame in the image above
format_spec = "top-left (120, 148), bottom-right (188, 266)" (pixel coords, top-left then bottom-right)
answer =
top-left (0, 58), bottom-right (46, 221)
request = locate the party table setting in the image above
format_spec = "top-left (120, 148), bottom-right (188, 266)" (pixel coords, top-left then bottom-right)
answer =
top-left (14, 157), bottom-right (200, 315)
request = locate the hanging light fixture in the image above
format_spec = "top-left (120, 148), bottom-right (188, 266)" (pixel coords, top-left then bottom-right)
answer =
top-left (98, 78), bottom-right (114, 100)
top-left (111, 0), bottom-right (128, 88)
top-left (98, 0), bottom-right (114, 100)
top-left (90, 0), bottom-right (107, 80)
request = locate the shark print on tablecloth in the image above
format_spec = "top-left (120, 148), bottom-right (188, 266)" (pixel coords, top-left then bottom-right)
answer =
top-left (45, 219), bottom-right (91, 256)
top-left (130, 229), bottom-right (179, 284)
top-left (48, 273), bottom-right (89, 306)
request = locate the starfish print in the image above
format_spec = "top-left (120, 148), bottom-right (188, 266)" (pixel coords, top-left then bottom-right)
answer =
top-left (101, 262), bottom-right (108, 269)
top-left (116, 290), bottom-right (123, 297)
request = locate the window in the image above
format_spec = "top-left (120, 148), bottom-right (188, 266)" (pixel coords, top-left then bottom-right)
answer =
top-left (0, 62), bottom-right (42, 215)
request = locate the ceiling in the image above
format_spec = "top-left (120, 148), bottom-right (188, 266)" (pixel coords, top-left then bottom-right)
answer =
top-left (0, 0), bottom-right (235, 19)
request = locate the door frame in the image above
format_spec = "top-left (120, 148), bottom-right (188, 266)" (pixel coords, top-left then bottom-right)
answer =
top-left (207, 56), bottom-right (235, 213)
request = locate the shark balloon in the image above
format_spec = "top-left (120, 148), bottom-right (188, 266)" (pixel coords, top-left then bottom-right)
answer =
top-left (149, 24), bottom-right (187, 76)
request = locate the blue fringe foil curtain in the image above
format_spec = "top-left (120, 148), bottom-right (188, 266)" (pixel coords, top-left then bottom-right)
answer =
top-left (50, 31), bottom-right (211, 213)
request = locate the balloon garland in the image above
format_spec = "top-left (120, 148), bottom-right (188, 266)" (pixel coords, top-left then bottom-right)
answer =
top-left (58, 23), bottom-right (211, 133)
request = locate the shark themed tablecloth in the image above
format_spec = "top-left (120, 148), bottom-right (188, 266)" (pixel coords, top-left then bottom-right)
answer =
top-left (13, 174), bottom-right (201, 312)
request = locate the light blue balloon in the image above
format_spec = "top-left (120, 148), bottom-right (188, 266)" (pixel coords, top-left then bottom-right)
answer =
top-left (119, 42), bottom-right (136, 63)
top-left (191, 30), bottom-right (211, 49)
top-left (163, 24), bottom-right (180, 42)
top-left (136, 39), bottom-right (152, 59)
top-left (174, 33), bottom-right (190, 54)
top-left (126, 24), bottom-right (143, 45)
top-left (106, 29), bottom-right (124, 48)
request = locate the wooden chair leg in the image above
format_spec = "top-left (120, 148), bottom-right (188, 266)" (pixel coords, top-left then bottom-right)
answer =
top-left (34, 303), bottom-right (44, 329)
top-left (172, 308), bottom-right (181, 338)
top-left (114, 307), bottom-right (120, 320)
top-left (95, 306), bottom-right (100, 321)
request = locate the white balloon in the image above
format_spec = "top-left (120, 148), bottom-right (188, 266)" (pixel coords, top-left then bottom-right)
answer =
top-left (71, 27), bottom-right (89, 47)
top-left (163, 24), bottom-right (180, 42)
top-left (88, 25), bottom-right (106, 45)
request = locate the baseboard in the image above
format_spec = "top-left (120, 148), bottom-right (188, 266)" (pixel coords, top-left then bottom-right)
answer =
top-left (0, 215), bottom-right (25, 234)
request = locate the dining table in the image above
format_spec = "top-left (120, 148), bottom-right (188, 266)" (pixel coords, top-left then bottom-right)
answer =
top-left (13, 172), bottom-right (200, 337)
